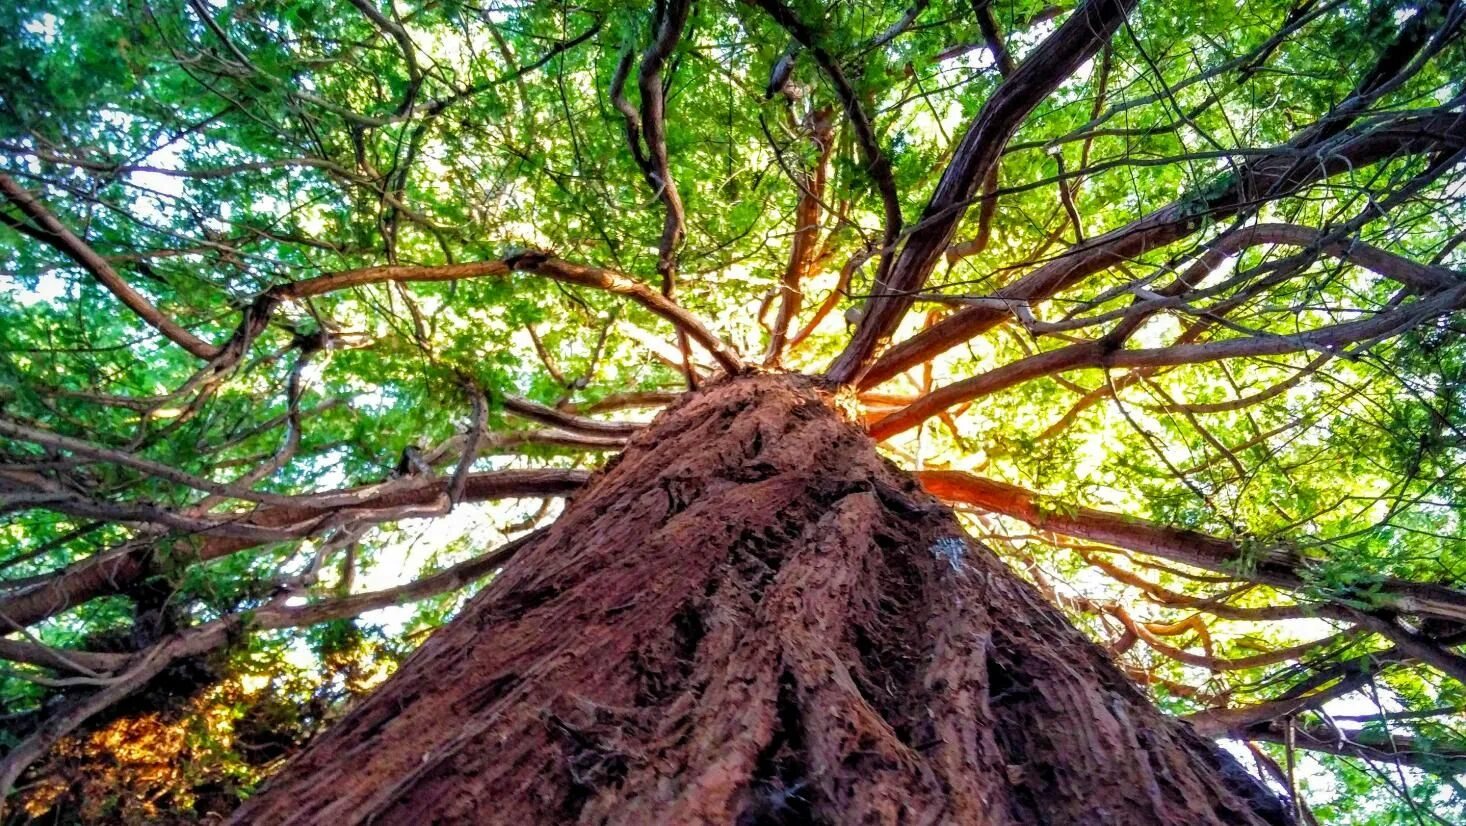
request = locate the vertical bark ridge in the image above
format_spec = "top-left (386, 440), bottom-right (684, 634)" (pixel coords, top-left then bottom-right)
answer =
top-left (231, 374), bottom-right (1289, 825)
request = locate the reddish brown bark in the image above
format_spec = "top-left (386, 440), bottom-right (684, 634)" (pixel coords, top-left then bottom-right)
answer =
top-left (231, 375), bottom-right (1289, 825)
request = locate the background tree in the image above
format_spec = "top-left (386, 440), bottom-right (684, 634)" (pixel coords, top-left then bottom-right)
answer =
top-left (1, 0), bottom-right (1465, 821)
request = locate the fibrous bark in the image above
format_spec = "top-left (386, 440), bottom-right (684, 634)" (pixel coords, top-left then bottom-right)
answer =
top-left (232, 374), bottom-right (1290, 825)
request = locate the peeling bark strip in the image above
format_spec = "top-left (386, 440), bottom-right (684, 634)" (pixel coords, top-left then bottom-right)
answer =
top-left (232, 375), bottom-right (1290, 825)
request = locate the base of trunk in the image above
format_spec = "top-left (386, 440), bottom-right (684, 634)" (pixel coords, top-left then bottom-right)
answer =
top-left (232, 374), bottom-right (1290, 825)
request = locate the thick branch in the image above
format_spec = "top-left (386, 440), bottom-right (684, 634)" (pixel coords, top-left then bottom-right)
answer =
top-left (270, 251), bottom-right (744, 373)
top-left (638, 0), bottom-right (692, 290)
top-left (1240, 719), bottom-right (1466, 777)
top-left (766, 108), bottom-right (835, 364)
top-left (869, 275), bottom-right (1466, 440)
top-left (862, 109), bottom-right (1466, 388)
top-left (560, 390), bottom-right (681, 415)
top-left (971, 0), bottom-right (1016, 76)
top-left (501, 394), bottom-right (642, 438)
top-left (0, 173), bottom-right (221, 360)
top-left (1210, 223), bottom-right (1459, 293)
top-left (917, 470), bottom-right (1466, 625)
top-left (827, 0), bottom-right (1138, 384)
top-left (754, 0), bottom-right (905, 350)
top-left (0, 469), bottom-right (587, 629)
top-left (0, 529), bottom-right (542, 808)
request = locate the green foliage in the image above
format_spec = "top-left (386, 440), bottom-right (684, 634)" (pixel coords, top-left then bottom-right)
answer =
top-left (2, 0), bottom-right (1464, 821)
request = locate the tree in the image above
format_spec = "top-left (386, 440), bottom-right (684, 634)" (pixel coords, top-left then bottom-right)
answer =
top-left (1, 0), bottom-right (1464, 821)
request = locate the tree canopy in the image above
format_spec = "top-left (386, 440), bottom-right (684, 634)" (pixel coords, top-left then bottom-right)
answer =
top-left (2, 0), bottom-right (1466, 821)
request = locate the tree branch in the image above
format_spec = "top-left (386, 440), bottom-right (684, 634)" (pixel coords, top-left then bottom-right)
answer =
top-left (826, 0), bottom-right (1138, 384)
top-left (0, 469), bottom-right (587, 628)
top-left (918, 470), bottom-right (1466, 626)
top-left (861, 109), bottom-right (1466, 388)
top-left (270, 251), bottom-right (745, 373)
top-left (0, 528), bottom-right (544, 810)
top-left (0, 173), bottom-right (221, 360)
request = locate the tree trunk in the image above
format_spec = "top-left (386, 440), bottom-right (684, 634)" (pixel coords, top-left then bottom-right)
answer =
top-left (230, 374), bottom-right (1291, 825)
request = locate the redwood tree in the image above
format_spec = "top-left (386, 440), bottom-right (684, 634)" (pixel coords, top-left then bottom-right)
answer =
top-left (3, 0), bottom-right (1466, 822)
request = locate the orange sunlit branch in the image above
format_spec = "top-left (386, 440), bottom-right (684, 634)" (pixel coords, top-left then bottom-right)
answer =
top-left (915, 469), bottom-right (1466, 625)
